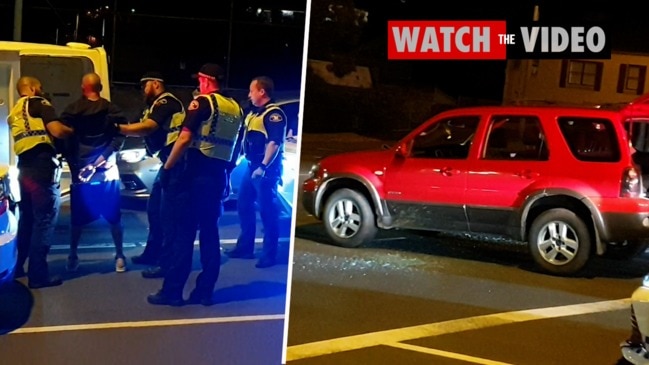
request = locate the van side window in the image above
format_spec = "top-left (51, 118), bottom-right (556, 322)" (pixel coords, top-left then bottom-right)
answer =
top-left (21, 55), bottom-right (95, 111)
top-left (484, 115), bottom-right (548, 160)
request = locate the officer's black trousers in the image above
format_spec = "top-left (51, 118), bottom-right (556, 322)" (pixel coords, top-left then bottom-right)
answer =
top-left (236, 164), bottom-right (280, 260)
top-left (17, 166), bottom-right (61, 283)
top-left (141, 169), bottom-right (165, 262)
top-left (161, 165), bottom-right (227, 299)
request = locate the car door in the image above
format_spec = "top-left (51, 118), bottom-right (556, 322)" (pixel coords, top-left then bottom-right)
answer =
top-left (465, 114), bottom-right (550, 236)
top-left (382, 115), bottom-right (480, 232)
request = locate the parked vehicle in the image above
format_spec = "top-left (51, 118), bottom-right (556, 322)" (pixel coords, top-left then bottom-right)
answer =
top-left (118, 98), bottom-right (301, 213)
top-left (303, 101), bottom-right (649, 276)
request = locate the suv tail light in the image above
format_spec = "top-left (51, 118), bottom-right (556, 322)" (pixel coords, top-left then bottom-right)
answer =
top-left (621, 167), bottom-right (643, 197)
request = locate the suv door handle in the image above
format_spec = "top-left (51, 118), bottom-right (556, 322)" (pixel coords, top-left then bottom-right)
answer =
top-left (516, 169), bottom-right (540, 179)
top-left (439, 167), bottom-right (460, 176)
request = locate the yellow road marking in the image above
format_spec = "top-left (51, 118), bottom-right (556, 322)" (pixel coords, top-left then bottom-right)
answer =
top-left (386, 342), bottom-right (514, 365)
top-left (285, 298), bottom-right (631, 361)
top-left (9, 314), bottom-right (285, 334)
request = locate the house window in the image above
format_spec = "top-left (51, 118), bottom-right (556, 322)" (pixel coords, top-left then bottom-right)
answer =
top-left (617, 64), bottom-right (646, 95)
top-left (559, 60), bottom-right (603, 91)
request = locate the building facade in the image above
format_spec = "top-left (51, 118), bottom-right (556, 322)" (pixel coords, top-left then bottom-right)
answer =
top-left (503, 51), bottom-right (649, 107)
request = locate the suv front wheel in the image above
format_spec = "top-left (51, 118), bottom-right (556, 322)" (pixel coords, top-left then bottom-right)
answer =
top-left (323, 188), bottom-right (377, 248)
top-left (528, 208), bottom-right (591, 276)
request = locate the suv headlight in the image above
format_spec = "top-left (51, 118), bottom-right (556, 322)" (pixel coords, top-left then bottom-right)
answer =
top-left (118, 148), bottom-right (147, 163)
top-left (308, 163), bottom-right (321, 179)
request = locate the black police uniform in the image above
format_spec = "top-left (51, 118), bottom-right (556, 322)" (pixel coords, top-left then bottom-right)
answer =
top-left (233, 100), bottom-right (287, 267)
top-left (156, 90), bottom-right (243, 305)
top-left (133, 88), bottom-right (185, 275)
top-left (9, 95), bottom-right (63, 287)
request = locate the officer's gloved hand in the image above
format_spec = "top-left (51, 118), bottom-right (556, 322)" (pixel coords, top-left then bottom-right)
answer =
top-left (160, 167), bottom-right (170, 189)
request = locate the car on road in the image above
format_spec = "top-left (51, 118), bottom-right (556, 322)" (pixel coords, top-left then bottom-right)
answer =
top-left (117, 136), bottom-right (161, 200)
top-left (0, 165), bottom-right (19, 287)
top-left (117, 97), bottom-right (301, 213)
top-left (303, 100), bottom-right (649, 276)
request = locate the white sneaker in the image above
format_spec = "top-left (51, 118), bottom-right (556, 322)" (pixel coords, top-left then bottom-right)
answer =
top-left (621, 344), bottom-right (649, 364)
top-left (115, 257), bottom-right (127, 273)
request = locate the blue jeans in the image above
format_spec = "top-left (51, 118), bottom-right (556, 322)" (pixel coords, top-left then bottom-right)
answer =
top-left (17, 167), bottom-right (61, 282)
top-left (161, 162), bottom-right (227, 299)
top-left (236, 164), bottom-right (280, 260)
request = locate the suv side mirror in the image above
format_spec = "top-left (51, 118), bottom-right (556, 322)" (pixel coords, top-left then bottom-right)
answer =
top-left (395, 141), bottom-right (410, 158)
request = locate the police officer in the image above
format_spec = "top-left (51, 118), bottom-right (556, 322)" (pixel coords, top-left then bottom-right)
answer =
top-left (226, 76), bottom-right (287, 268)
top-left (9, 76), bottom-right (73, 288)
top-left (147, 63), bottom-right (244, 306)
top-left (121, 72), bottom-right (186, 279)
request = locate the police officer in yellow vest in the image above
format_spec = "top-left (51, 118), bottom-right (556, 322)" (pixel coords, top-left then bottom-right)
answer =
top-left (118, 72), bottom-right (186, 279)
top-left (226, 76), bottom-right (287, 269)
top-left (8, 76), bottom-right (73, 288)
top-left (147, 63), bottom-right (244, 306)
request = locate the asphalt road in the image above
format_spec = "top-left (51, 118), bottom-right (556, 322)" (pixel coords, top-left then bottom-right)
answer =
top-left (0, 198), bottom-right (293, 365)
top-left (284, 133), bottom-right (647, 365)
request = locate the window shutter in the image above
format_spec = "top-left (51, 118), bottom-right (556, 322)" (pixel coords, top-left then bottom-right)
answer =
top-left (559, 60), bottom-right (568, 88)
top-left (617, 64), bottom-right (627, 93)
top-left (594, 62), bottom-right (603, 91)
top-left (637, 66), bottom-right (646, 95)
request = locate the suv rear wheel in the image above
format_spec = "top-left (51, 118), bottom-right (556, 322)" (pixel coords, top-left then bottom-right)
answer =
top-left (528, 208), bottom-right (591, 275)
top-left (323, 188), bottom-right (377, 248)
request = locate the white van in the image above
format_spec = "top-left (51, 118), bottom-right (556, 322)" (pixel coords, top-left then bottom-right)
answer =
top-left (0, 41), bottom-right (111, 199)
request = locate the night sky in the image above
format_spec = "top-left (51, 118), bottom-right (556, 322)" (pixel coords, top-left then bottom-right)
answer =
top-left (0, 0), bottom-right (308, 90)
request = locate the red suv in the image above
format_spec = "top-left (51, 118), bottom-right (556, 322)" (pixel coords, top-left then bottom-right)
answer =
top-left (302, 101), bottom-right (649, 276)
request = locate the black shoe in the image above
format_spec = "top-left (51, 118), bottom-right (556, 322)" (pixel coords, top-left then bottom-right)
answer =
top-left (141, 266), bottom-right (166, 279)
top-left (28, 276), bottom-right (63, 289)
top-left (225, 248), bottom-right (255, 259)
top-left (255, 256), bottom-right (276, 269)
top-left (186, 291), bottom-right (215, 306)
top-left (147, 291), bottom-right (184, 307)
top-left (132, 254), bottom-right (159, 266)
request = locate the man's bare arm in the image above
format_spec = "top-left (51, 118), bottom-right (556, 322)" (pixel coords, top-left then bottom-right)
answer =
top-left (46, 121), bottom-right (74, 139)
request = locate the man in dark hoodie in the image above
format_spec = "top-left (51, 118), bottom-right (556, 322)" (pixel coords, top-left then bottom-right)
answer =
top-left (60, 72), bottom-right (128, 273)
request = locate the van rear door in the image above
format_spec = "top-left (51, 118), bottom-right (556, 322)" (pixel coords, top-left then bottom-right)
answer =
top-left (0, 50), bottom-right (20, 166)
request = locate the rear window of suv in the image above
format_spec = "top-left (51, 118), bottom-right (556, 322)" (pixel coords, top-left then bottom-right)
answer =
top-left (558, 117), bottom-right (620, 162)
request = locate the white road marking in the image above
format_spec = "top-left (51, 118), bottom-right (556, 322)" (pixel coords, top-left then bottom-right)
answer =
top-left (9, 314), bottom-right (285, 335)
top-left (386, 342), bottom-right (514, 365)
top-left (285, 298), bottom-right (631, 361)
